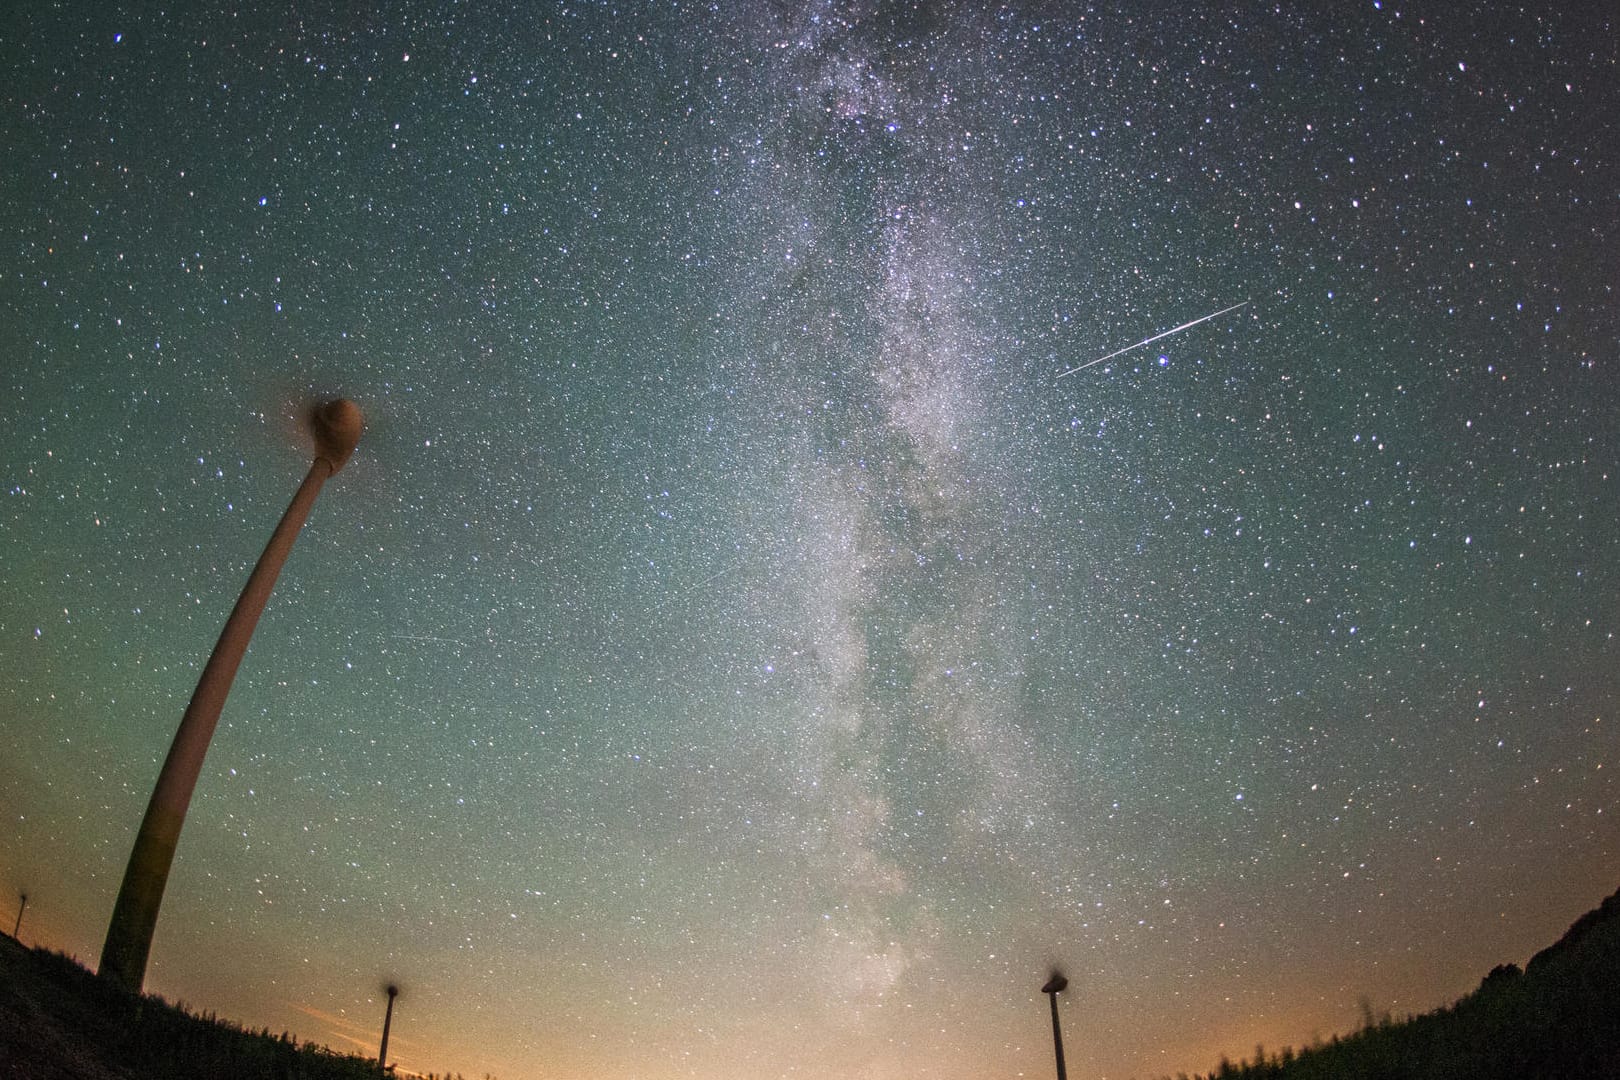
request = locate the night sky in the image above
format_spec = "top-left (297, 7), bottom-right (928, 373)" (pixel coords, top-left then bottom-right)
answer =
top-left (3, 3), bottom-right (1617, 1079)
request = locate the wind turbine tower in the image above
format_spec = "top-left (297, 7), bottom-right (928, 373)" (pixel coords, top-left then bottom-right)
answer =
top-left (99, 400), bottom-right (363, 991)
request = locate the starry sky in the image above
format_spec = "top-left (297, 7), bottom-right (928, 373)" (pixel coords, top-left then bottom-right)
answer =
top-left (2, 3), bottom-right (1617, 1078)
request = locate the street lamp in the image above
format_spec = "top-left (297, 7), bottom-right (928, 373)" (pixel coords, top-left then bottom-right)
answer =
top-left (99, 400), bottom-right (363, 991)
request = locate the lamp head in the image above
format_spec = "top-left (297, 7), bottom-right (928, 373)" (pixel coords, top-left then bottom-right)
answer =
top-left (1042, 971), bottom-right (1068, 995)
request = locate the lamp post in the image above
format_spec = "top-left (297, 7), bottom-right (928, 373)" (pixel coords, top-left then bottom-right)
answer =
top-left (1042, 970), bottom-right (1069, 1080)
top-left (378, 983), bottom-right (399, 1075)
top-left (99, 400), bottom-right (363, 992)
top-left (11, 892), bottom-right (24, 939)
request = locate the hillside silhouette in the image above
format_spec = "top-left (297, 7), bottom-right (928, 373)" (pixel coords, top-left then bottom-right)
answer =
top-left (4, 889), bottom-right (1619, 1079)
top-left (0, 932), bottom-right (472, 1079)
top-left (1183, 885), bottom-right (1620, 1080)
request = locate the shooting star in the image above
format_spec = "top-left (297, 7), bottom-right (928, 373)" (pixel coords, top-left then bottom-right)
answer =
top-left (389, 633), bottom-right (473, 648)
top-left (691, 564), bottom-right (739, 589)
top-left (1056, 300), bottom-right (1249, 379)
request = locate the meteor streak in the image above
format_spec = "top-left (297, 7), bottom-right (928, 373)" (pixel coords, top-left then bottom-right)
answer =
top-left (1056, 300), bottom-right (1249, 378)
top-left (389, 633), bottom-right (473, 647)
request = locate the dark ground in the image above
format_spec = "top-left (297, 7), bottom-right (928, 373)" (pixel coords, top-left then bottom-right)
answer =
top-left (0, 934), bottom-right (382, 1080)
top-left (1186, 885), bottom-right (1620, 1080)
top-left (4, 889), bottom-right (1620, 1080)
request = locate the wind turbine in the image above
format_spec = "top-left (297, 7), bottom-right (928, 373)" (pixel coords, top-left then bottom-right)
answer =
top-left (99, 400), bottom-right (363, 991)
top-left (1042, 970), bottom-right (1069, 1080)
top-left (378, 982), bottom-right (400, 1074)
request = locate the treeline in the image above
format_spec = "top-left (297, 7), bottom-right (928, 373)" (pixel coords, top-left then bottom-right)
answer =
top-left (0, 934), bottom-right (486, 1080)
top-left (1175, 888), bottom-right (1620, 1080)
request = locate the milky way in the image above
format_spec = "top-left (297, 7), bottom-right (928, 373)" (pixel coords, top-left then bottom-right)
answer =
top-left (2, 4), bottom-right (1617, 1079)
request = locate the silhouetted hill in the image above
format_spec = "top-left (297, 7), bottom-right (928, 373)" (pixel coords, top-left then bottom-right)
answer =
top-left (1183, 885), bottom-right (1620, 1080)
top-left (7, 889), bottom-right (1619, 1080)
top-left (0, 933), bottom-right (471, 1079)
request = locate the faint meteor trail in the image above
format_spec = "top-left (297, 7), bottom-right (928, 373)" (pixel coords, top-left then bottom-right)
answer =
top-left (691, 564), bottom-right (738, 589)
top-left (388, 633), bottom-right (472, 647)
top-left (1056, 301), bottom-right (1249, 378)
top-left (640, 562), bottom-right (741, 615)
